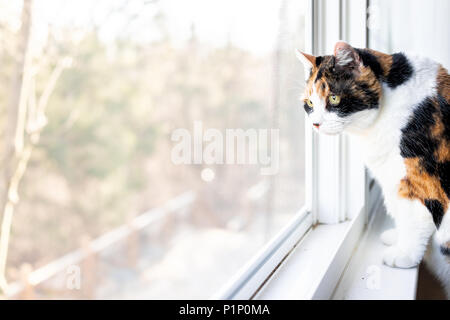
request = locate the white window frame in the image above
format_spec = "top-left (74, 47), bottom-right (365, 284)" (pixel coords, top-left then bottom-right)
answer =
top-left (214, 0), bottom-right (379, 300)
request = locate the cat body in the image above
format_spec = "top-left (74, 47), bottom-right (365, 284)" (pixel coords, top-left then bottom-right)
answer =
top-left (350, 54), bottom-right (443, 267)
top-left (297, 42), bottom-right (450, 296)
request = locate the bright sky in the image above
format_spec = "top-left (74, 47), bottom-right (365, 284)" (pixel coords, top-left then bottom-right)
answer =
top-left (158, 0), bottom-right (282, 52)
top-left (1, 0), bottom-right (308, 54)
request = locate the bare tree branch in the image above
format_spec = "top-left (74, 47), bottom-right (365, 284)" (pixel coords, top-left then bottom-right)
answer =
top-left (0, 0), bottom-right (72, 293)
top-left (0, 0), bottom-right (33, 292)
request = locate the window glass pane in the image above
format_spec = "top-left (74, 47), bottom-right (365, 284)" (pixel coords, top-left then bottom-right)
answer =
top-left (1, 0), bottom-right (308, 299)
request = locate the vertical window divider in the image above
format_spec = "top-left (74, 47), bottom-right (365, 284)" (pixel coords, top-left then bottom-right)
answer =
top-left (311, 0), bottom-right (346, 225)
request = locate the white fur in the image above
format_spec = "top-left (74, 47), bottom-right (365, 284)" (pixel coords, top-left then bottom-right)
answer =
top-left (335, 49), bottom-right (354, 67)
top-left (381, 228), bottom-right (398, 246)
top-left (436, 209), bottom-right (450, 246)
top-left (308, 86), bottom-right (327, 126)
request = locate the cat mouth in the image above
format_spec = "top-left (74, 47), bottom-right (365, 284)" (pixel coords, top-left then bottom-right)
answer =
top-left (316, 125), bottom-right (344, 135)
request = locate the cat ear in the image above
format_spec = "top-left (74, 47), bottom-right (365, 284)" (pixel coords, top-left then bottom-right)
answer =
top-left (296, 50), bottom-right (316, 79)
top-left (333, 41), bottom-right (361, 70)
top-left (296, 50), bottom-right (316, 68)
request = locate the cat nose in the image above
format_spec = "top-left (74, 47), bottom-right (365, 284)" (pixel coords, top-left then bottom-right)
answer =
top-left (313, 123), bottom-right (321, 128)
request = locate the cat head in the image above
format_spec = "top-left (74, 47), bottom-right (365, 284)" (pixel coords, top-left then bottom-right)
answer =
top-left (297, 41), bottom-right (381, 135)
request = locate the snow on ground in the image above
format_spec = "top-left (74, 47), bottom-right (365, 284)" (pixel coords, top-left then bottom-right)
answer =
top-left (113, 227), bottom-right (260, 299)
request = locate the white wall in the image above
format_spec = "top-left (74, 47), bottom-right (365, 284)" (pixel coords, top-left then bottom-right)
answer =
top-left (369, 0), bottom-right (450, 69)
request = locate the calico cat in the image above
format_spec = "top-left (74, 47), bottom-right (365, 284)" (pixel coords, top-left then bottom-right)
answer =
top-left (297, 42), bottom-right (449, 293)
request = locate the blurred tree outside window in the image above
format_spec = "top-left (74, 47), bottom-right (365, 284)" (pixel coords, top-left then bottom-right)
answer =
top-left (0, 0), bottom-right (307, 299)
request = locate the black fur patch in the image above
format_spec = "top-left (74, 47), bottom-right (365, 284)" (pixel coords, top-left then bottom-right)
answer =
top-left (315, 58), bottom-right (332, 82)
top-left (439, 94), bottom-right (450, 140)
top-left (304, 102), bottom-right (313, 115)
top-left (356, 82), bottom-right (380, 107)
top-left (400, 97), bottom-right (439, 172)
top-left (425, 199), bottom-right (444, 228)
top-left (386, 53), bottom-right (413, 88)
top-left (328, 90), bottom-right (378, 117)
top-left (315, 68), bottom-right (323, 82)
top-left (441, 245), bottom-right (450, 256)
top-left (315, 56), bottom-right (324, 67)
top-left (326, 79), bottom-right (379, 117)
top-left (439, 161), bottom-right (450, 199)
top-left (400, 96), bottom-right (450, 189)
top-left (308, 56), bottom-right (325, 81)
top-left (355, 49), bottom-right (383, 80)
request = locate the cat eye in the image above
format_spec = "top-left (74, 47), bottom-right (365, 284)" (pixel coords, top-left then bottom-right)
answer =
top-left (306, 99), bottom-right (314, 108)
top-left (329, 95), bottom-right (341, 105)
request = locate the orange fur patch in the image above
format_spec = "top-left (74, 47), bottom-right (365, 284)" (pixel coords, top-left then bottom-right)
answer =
top-left (437, 66), bottom-right (450, 102)
top-left (398, 62), bottom-right (450, 221)
top-left (432, 114), bottom-right (450, 163)
top-left (399, 158), bottom-right (449, 213)
top-left (367, 49), bottom-right (393, 77)
top-left (398, 91), bottom-right (450, 215)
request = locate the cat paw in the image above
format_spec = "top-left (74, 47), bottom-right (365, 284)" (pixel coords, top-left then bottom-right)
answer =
top-left (383, 246), bottom-right (419, 269)
top-left (380, 229), bottom-right (397, 246)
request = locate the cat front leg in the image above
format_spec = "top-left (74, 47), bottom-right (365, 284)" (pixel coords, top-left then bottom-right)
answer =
top-left (383, 198), bottom-right (435, 268)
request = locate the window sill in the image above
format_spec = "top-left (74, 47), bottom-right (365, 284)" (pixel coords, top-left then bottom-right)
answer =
top-left (216, 185), bottom-right (416, 300)
top-left (213, 208), bottom-right (313, 300)
top-left (255, 207), bottom-right (367, 300)
top-left (332, 207), bottom-right (418, 300)
top-left (255, 197), bottom-right (418, 300)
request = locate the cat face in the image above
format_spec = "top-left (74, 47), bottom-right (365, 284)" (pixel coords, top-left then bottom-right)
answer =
top-left (298, 42), bottom-right (381, 135)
